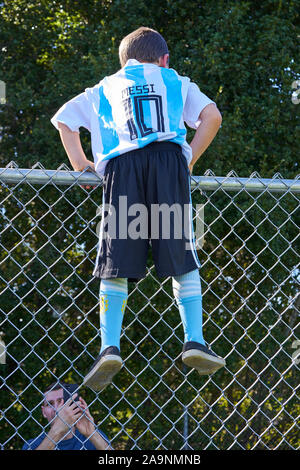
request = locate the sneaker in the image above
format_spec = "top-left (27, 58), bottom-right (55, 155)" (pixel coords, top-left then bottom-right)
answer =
top-left (83, 346), bottom-right (122, 392)
top-left (182, 341), bottom-right (225, 375)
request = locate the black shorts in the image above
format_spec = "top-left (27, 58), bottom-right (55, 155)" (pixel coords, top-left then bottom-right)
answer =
top-left (93, 141), bottom-right (200, 282)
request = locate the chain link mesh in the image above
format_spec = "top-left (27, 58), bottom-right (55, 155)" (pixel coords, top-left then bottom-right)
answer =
top-left (0, 163), bottom-right (299, 450)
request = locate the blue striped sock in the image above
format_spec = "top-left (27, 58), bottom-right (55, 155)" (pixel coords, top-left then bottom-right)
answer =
top-left (99, 278), bottom-right (128, 353)
top-left (172, 269), bottom-right (204, 345)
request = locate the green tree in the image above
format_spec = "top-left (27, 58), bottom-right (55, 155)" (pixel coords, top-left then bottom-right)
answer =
top-left (0, 0), bottom-right (299, 450)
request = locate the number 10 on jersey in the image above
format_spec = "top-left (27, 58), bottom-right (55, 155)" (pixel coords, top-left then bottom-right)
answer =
top-left (123, 94), bottom-right (165, 140)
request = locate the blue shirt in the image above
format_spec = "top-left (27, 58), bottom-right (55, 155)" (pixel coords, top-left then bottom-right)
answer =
top-left (22, 428), bottom-right (110, 450)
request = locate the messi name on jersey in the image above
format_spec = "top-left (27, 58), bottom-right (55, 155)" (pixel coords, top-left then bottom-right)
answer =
top-left (121, 83), bottom-right (156, 99)
top-left (122, 83), bottom-right (165, 139)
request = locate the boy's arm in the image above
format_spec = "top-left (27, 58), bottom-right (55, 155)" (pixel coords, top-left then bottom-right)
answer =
top-left (189, 103), bottom-right (222, 174)
top-left (58, 122), bottom-right (95, 172)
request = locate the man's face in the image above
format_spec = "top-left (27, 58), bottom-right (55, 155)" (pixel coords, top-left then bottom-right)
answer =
top-left (41, 388), bottom-right (64, 422)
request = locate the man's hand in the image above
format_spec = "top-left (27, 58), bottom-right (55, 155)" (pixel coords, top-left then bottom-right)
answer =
top-left (75, 397), bottom-right (95, 438)
top-left (51, 394), bottom-right (82, 440)
top-left (75, 397), bottom-right (112, 450)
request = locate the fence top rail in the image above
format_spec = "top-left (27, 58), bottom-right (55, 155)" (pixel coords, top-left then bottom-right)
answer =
top-left (0, 166), bottom-right (299, 193)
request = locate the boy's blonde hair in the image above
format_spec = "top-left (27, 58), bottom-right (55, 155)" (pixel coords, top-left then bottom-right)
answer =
top-left (119, 27), bottom-right (169, 67)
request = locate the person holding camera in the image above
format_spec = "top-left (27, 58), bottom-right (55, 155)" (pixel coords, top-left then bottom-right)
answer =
top-left (22, 381), bottom-right (112, 450)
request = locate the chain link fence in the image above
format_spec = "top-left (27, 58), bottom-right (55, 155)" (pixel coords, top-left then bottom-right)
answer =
top-left (0, 163), bottom-right (299, 450)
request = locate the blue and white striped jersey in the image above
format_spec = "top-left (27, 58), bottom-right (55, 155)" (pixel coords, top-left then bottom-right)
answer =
top-left (51, 59), bottom-right (215, 177)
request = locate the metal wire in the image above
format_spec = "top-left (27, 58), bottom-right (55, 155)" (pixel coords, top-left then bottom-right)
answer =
top-left (0, 162), bottom-right (299, 450)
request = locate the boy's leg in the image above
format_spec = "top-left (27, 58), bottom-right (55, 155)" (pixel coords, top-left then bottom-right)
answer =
top-left (173, 269), bottom-right (225, 375)
top-left (93, 151), bottom-right (150, 281)
top-left (87, 149), bottom-right (150, 391)
top-left (99, 278), bottom-right (128, 353)
top-left (172, 269), bottom-right (204, 344)
top-left (144, 143), bottom-right (225, 376)
top-left (83, 278), bottom-right (128, 391)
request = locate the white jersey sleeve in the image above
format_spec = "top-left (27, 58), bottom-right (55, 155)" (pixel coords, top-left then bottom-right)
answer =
top-left (183, 82), bottom-right (215, 129)
top-left (51, 91), bottom-right (92, 133)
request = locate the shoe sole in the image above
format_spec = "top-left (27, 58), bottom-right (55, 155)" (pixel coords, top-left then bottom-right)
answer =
top-left (83, 355), bottom-right (123, 391)
top-left (182, 349), bottom-right (225, 375)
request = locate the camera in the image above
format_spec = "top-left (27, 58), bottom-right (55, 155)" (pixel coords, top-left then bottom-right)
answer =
top-left (63, 383), bottom-right (80, 405)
